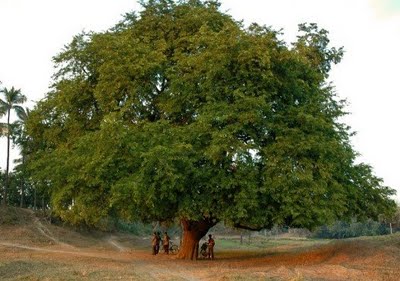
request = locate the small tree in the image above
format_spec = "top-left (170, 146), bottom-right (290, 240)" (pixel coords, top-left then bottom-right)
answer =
top-left (26, 0), bottom-right (396, 259)
top-left (380, 205), bottom-right (400, 234)
top-left (391, 206), bottom-right (400, 232)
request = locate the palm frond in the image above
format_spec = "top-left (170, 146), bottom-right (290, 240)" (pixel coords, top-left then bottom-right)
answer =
top-left (13, 105), bottom-right (28, 121)
top-left (1, 87), bottom-right (26, 105)
top-left (0, 100), bottom-right (8, 116)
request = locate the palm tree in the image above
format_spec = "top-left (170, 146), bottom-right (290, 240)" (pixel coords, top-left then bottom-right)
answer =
top-left (12, 107), bottom-right (30, 207)
top-left (0, 87), bottom-right (27, 206)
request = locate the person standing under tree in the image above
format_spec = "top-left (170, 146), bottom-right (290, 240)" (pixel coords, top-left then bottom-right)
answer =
top-left (207, 234), bottom-right (215, 260)
top-left (156, 232), bottom-right (161, 254)
top-left (151, 232), bottom-right (159, 255)
top-left (163, 231), bottom-right (170, 254)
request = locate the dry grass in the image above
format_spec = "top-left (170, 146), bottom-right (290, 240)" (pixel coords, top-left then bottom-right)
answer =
top-left (1, 206), bottom-right (400, 281)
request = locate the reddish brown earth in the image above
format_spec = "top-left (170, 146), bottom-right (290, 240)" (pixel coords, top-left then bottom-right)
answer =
top-left (1, 207), bottom-right (399, 280)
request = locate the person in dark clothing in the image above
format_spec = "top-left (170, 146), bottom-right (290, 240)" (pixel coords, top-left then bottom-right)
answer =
top-left (163, 231), bottom-right (170, 254)
top-left (156, 232), bottom-right (161, 254)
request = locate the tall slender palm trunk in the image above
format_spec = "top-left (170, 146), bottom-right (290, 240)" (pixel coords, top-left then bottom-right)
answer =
top-left (20, 155), bottom-right (25, 208)
top-left (2, 108), bottom-right (10, 206)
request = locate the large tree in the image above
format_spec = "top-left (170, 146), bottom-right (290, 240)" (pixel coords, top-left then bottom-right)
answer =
top-left (0, 86), bottom-right (26, 206)
top-left (26, 0), bottom-right (396, 259)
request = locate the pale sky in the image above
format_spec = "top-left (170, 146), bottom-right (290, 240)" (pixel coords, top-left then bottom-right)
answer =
top-left (1, 0), bottom-right (399, 202)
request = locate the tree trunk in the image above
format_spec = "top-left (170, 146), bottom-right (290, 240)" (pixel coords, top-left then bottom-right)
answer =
top-left (2, 108), bottom-right (11, 206)
top-left (20, 184), bottom-right (24, 208)
top-left (176, 219), bottom-right (217, 260)
top-left (34, 187), bottom-right (37, 210)
top-left (20, 155), bottom-right (25, 208)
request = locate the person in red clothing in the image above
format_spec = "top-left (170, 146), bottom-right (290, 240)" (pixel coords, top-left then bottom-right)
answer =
top-left (207, 234), bottom-right (215, 260)
top-left (151, 232), bottom-right (159, 255)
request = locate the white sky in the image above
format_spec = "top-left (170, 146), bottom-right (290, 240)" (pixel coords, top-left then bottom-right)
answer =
top-left (1, 0), bottom-right (399, 202)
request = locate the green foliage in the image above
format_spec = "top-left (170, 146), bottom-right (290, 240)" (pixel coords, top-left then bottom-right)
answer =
top-left (26, 0), bottom-right (396, 229)
top-left (113, 220), bottom-right (154, 235)
top-left (313, 220), bottom-right (390, 239)
top-left (0, 86), bottom-right (27, 206)
top-left (1, 168), bottom-right (46, 210)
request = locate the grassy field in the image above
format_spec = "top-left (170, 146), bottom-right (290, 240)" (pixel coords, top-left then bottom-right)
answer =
top-left (1, 207), bottom-right (400, 281)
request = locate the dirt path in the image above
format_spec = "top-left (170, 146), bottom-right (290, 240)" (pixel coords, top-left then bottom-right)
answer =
top-left (0, 242), bottom-right (94, 257)
top-left (1, 237), bottom-right (399, 281)
top-left (105, 235), bottom-right (127, 252)
top-left (33, 217), bottom-right (77, 249)
top-left (1, 210), bottom-right (399, 281)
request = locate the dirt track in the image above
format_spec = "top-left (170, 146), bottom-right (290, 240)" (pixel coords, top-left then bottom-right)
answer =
top-left (1, 209), bottom-right (400, 280)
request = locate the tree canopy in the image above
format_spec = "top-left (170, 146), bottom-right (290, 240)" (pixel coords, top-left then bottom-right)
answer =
top-left (26, 0), bottom-right (395, 258)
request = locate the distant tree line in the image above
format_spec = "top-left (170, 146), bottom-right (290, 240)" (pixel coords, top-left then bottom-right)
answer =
top-left (313, 219), bottom-right (393, 239)
top-left (0, 169), bottom-right (49, 210)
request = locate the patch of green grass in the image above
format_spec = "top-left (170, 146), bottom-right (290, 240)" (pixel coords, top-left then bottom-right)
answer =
top-left (0, 259), bottom-right (148, 281)
top-left (346, 232), bottom-right (400, 248)
top-left (0, 261), bottom-right (37, 279)
top-left (0, 206), bottom-right (33, 226)
top-left (217, 236), bottom-right (329, 251)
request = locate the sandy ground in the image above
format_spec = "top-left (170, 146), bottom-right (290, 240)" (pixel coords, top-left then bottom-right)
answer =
top-left (1, 209), bottom-right (399, 281)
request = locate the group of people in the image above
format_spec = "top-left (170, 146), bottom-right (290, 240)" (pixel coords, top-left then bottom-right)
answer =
top-left (151, 231), bottom-right (170, 255)
top-left (151, 231), bottom-right (216, 260)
